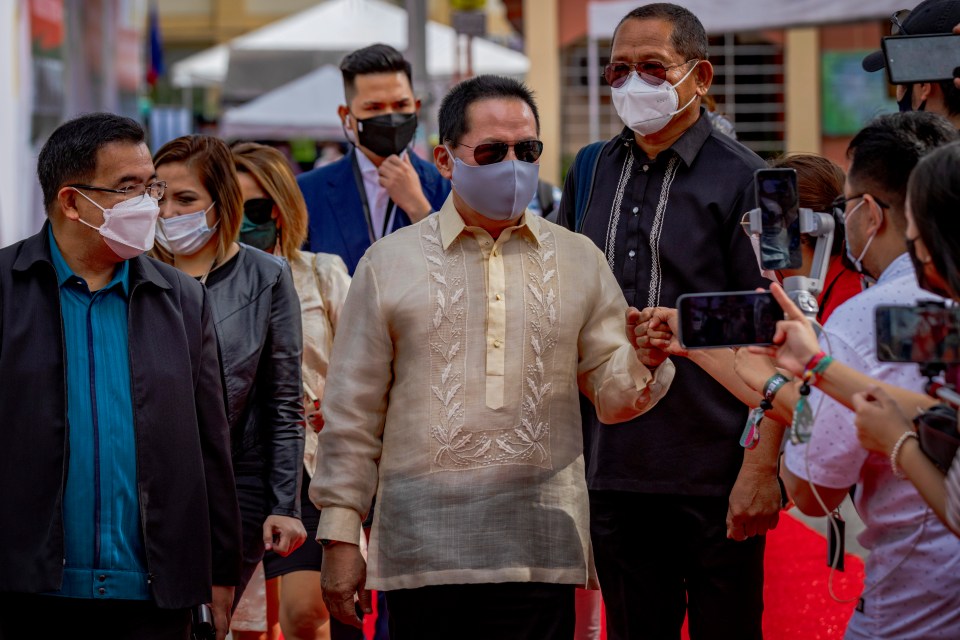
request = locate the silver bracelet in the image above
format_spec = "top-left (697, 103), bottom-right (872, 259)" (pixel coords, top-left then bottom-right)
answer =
top-left (890, 431), bottom-right (919, 480)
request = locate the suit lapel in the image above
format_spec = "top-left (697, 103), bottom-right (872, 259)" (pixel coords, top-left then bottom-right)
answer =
top-left (324, 151), bottom-right (369, 267)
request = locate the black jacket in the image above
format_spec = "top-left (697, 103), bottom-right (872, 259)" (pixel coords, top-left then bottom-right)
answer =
top-left (206, 245), bottom-right (304, 517)
top-left (0, 225), bottom-right (242, 608)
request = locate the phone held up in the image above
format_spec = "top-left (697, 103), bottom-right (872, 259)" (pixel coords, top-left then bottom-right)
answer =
top-left (875, 303), bottom-right (960, 365)
top-left (677, 290), bottom-right (784, 350)
top-left (882, 33), bottom-right (960, 85)
top-left (754, 167), bottom-right (802, 272)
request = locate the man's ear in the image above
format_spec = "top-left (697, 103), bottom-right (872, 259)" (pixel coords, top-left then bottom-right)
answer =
top-left (434, 144), bottom-right (454, 180)
top-left (415, 98), bottom-right (422, 115)
top-left (58, 187), bottom-right (81, 222)
top-left (695, 59), bottom-right (714, 95)
top-left (917, 82), bottom-right (935, 104)
top-left (337, 105), bottom-right (350, 127)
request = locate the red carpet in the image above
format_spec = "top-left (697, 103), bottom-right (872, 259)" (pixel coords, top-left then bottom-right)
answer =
top-left (359, 513), bottom-right (864, 639)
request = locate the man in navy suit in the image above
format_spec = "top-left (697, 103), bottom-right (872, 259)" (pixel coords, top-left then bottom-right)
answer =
top-left (298, 43), bottom-right (450, 274)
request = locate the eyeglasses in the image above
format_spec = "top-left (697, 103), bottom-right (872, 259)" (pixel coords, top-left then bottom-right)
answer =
top-left (70, 181), bottom-right (166, 201)
top-left (603, 59), bottom-right (698, 88)
top-left (890, 9), bottom-right (910, 35)
top-left (454, 140), bottom-right (544, 166)
top-left (830, 193), bottom-right (890, 223)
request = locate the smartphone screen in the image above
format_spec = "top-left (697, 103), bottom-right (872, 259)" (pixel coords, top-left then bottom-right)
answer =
top-left (875, 304), bottom-right (960, 364)
top-left (755, 168), bottom-right (801, 271)
top-left (677, 290), bottom-right (784, 349)
top-left (883, 34), bottom-right (960, 84)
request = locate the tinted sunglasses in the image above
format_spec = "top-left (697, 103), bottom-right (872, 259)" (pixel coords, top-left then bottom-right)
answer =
top-left (456, 140), bottom-right (544, 165)
top-left (243, 198), bottom-right (275, 224)
top-left (603, 59), bottom-right (698, 88)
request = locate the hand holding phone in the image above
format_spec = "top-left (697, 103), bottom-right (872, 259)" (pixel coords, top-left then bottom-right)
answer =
top-left (677, 290), bottom-right (784, 349)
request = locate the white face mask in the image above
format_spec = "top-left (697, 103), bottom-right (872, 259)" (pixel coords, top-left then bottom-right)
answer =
top-left (611, 61), bottom-right (700, 136)
top-left (156, 203), bottom-right (218, 256)
top-left (73, 189), bottom-right (160, 260)
top-left (843, 200), bottom-right (879, 275)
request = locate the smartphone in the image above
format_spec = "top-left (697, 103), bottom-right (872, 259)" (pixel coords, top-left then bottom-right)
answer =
top-left (875, 304), bottom-right (960, 364)
top-left (882, 34), bottom-right (960, 84)
top-left (755, 168), bottom-right (801, 271)
top-left (677, 290), bottom-right (784, 349)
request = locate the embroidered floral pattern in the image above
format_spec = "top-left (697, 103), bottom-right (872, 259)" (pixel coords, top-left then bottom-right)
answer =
top-left (425, 221), bottom-right (559, 471)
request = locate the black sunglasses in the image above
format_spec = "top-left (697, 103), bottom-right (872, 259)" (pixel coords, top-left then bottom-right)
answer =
top-left (455, 140), bottom-right (544, 166)
top-left (890, 9), bottom-right (910, 35)
top-left (603, 59), bottom-right (698, 88)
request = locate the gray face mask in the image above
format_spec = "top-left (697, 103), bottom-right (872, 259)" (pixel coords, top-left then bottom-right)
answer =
top-left (446, 146), bottom-right (540, 221)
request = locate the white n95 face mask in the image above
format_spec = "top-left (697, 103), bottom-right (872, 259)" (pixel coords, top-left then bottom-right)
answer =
top-left (156, 203), bottom-right (218, 256)
top-left (73, 189), bottom-right (160, 260)
top-left (611, 61), bottom-right (700, 136)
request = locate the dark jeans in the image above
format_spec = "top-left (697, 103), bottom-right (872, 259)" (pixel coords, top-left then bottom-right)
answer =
top-left (386, 582), bottom-right (575, 640)
top-left (0, 593), bottom-right (191, 640)
top-left (591, 491), bottom-right (765, 640)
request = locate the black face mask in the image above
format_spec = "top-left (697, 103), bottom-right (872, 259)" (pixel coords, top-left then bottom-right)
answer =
top-left (907, 235), bottom-right (949, 297)
top-left (897, 84), bottom-right (927, 113)
top-left (355, 112), bottom-right (418, 158)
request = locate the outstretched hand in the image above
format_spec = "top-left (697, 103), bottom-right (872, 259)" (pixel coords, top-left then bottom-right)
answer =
top-left (748, 283), bottom-right (821, 376)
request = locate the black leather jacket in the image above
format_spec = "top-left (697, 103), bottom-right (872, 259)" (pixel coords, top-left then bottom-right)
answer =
top-left (206, 245), bottom-right (304, 518)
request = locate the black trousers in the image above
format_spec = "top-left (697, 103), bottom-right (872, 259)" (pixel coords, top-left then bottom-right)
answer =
top-left (0, 593), bottom-right (191, 640)
top-left (385, 582), bottom-right (575, 640)
top-left (590, 491), bottom-right (765, 640)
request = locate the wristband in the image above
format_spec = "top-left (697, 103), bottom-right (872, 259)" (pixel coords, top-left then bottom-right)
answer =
top-left (740, 374), bottom-right (789, 450)
top-left (890, 431), bottom-right (919, 480)
top-left (760, 373), bottom-right (790, 411)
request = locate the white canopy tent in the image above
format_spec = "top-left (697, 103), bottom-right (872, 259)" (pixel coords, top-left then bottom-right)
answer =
top-left (172, 0), bottom-right (529, 91)
top-left (584, 0), bottom-right (911, 140)
top-left (218, 65), bottom-right (347, 141)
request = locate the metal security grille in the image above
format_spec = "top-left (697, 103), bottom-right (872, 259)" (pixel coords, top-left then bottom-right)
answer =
top-left (560, 32), bottom-right (786, 164)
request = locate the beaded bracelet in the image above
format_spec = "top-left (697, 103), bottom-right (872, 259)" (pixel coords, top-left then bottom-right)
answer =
top-left (890, 431), bottom-right (919, 480)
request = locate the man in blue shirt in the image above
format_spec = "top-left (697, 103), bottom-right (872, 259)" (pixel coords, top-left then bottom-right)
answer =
top-left (0, 113), bottom-right (242, 639)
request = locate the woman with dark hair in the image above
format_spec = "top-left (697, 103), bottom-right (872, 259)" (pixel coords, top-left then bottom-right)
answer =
top-left (230, 142), bottom-right (357, 640)
top-left (152, 135), bottom-right (307, 607)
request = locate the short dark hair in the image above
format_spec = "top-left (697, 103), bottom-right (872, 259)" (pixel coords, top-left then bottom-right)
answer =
top-left (37, 112), bottom-right (145, 212)
top-left (908, 141), bottom-right (960, 297)
top-left (613, 3), bottom-right (709, 61)
top-left (847, 111), bottom-right (958, 226)
top-left (340, 44), bottom-right (412, 99)
top-left (439, 75), bottom-right (540, 147)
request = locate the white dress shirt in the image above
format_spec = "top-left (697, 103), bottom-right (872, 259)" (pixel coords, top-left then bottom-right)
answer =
top-left (785, 254), bottom-right (960, 639)
top-left (355, 149), bottom-right (399, 240)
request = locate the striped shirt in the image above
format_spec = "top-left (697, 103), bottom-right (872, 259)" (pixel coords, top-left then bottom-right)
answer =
top-left (47, 226), bottom-right (148, 601)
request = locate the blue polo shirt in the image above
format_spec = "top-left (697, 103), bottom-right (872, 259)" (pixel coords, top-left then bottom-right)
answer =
top-left (47, 227), bottom-right (149, 600)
